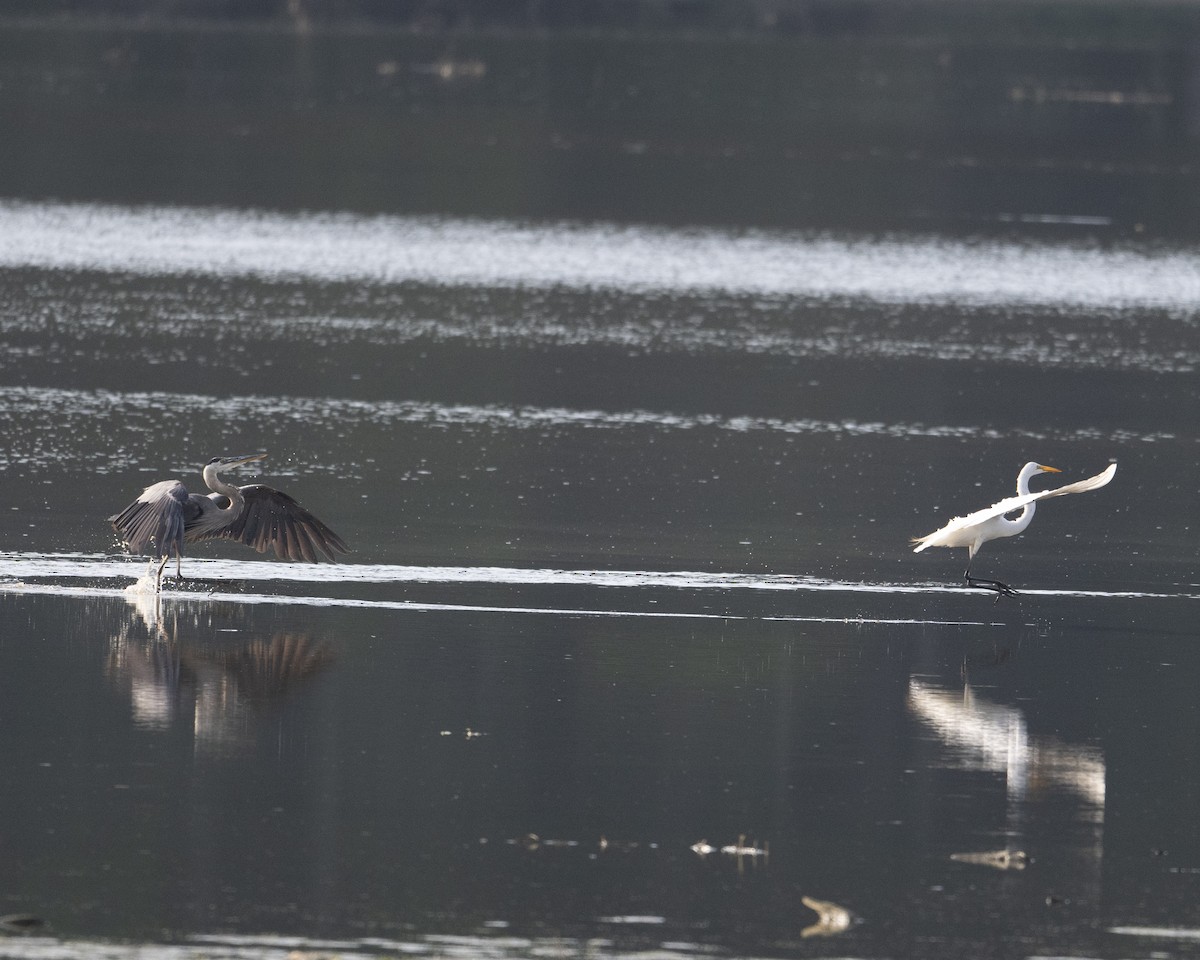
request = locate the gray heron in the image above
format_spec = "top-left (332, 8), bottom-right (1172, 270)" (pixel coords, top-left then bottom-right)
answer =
top-left (110, 453), bottom-right (348, 589)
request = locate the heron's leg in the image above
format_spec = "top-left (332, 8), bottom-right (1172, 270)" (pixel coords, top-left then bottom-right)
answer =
top-left (963, 564), bottom-right (1018, 598)
top-left (155, 554), bottom-right (169, 593)
top-left (966, 576), bottom-right (1018, 599)
top-left (175, 549), bottom-right (183, 581)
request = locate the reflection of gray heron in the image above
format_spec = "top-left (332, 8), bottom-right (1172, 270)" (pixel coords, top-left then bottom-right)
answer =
top-left (912, 461), bottom-right (1116, 596)
top-left (110, 453), bottom-right (348, 589)
top-left (108, 596), bottom-right (336, 757)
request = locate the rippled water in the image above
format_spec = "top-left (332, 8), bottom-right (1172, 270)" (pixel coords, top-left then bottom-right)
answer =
top-left (2, 17), bottom-right (1200, 953)
top-left (0, 191), bottom-right (1197, 960)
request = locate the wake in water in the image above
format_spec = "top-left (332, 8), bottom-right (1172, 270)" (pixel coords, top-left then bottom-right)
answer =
top-left (0, 552), bottom-right (1193, 604)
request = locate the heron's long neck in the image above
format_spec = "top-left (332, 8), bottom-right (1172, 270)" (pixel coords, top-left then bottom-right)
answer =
top-left (1009, 499), bottom-right (1036, 532)
top-left (1010, 469), bottom-right (1038, 531)
top-left (203, 465), bottom-right (245, 513)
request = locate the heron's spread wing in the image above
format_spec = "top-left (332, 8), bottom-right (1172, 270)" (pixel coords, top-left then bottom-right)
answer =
top-left (109, 480), bottom-right (196, 556)
top-left (912, 463), bottom-right (1116, 552)
top-left (200, 484), bottom-right (349, 562)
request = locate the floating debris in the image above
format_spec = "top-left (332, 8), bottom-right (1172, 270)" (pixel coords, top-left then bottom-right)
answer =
top-left (950, 849), bottom-right (1029, 870)
top-left (512, 833), bottom-right (580, 851)
top-left (800, 896), bottom-right (853, 937)
top-left (502, 834), bottom-right (652, 854)
top-left (691, 834), bottom-right (769, 861)
top-left (0, 913), bottom-right (46, 935)
top-left (411, 58), bottom-right (487, 82)
top-left (439, 728), bottom-right (488, 739)
top-left (721, 835), bottom-right (768, 858)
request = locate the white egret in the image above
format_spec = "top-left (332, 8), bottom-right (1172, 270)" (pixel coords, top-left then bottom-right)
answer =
top-left (911, 461), bottom-right (1117, 596)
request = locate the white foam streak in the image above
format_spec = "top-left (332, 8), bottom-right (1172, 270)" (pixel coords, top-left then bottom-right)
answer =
top-left (0, 554), bottom-right (1194, 601)
top-left (0, 551), bottom-right (862, 591)
top-left (3, 200), bottom-right (1199, 311)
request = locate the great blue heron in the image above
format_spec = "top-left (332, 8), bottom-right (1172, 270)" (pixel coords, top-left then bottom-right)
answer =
top-left (110, 453), bottom-right (348, 589)
top-left (911, 461), bottom-right (1116, 596)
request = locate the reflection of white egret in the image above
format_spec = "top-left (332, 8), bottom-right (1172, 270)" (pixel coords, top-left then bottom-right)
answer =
top-left (912, 461), bottom-right (1116, 595)
top-left (909, 678), bottom-right (1106, 902)
top-left (907, 679), bottom-right (1106, 810)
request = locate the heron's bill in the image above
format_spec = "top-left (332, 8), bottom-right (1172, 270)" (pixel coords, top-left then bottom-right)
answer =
top-left (222, 453), bottom-right (268, 465)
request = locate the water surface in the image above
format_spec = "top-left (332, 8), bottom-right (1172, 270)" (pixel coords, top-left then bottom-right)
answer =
top-left (1, 15), bottom-right (1200, 960)
top-left (0, 196), bottom-right (1197, 960)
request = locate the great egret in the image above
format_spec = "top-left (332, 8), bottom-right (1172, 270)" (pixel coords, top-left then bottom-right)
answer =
top-left (911, 461), bottom-right (1116, 596)
top-left (110, 453), bottom-right (348, 590)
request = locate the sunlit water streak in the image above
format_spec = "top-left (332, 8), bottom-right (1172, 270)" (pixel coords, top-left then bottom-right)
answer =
top-left (0, 386), bottom-right (1181, 474)
top-left (0, 553), bottom-right (1193, 602)
top-left (3, 199), bottom-right (1199, 312)
top-left (5, 275), bottom-right (1198, 373)
top-left (1109, 926), bottom-right (1200, 940)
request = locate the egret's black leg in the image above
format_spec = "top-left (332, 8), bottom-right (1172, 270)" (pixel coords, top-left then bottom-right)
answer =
top-left (966, 576), bottom-right (1018, 598)
top-left (963, 565), bottom-right (1018, 598)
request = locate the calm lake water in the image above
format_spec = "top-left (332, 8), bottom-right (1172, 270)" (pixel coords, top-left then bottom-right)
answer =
top-left (1, 13), bottom-right (1199, 960)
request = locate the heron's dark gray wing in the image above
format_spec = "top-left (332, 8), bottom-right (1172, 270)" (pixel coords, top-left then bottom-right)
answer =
top-left (201, 484), bottom-right (348, 562)
top-left (109, 480), bottom-right (197, 557)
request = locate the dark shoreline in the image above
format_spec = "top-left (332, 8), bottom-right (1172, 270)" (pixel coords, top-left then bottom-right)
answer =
top-left (3, 0), bottom-right (1200, 45)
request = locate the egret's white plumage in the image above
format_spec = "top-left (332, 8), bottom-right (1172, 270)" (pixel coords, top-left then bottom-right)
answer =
top-left (912, 461), bottom-right (1116, 595)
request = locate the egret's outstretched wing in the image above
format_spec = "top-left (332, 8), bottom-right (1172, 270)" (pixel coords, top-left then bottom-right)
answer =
top-left (109, 480), bottom-right (196, 557)
top-left (1025, 461), bottom-right (1117, 500)
top-left (912, 463), bottom-right (1116, 552)
top-left (194, 484), bottom-right (349, 562)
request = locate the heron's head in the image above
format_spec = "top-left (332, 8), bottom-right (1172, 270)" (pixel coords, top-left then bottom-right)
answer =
top-left (1017, 461), bottom-right (1063, 492)
top-left (208, 453), bottom-right (268, 471)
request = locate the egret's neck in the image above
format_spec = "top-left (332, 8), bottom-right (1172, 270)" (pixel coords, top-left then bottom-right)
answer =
top-left (1011, 464), bottom-right (1041, 529)
top-left (1011, 499), bottom-right (1036, 531)
top-left (203, 464), bottom-right (244, 508)
top-left (1016, 465), bottom-right (1040, 496)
